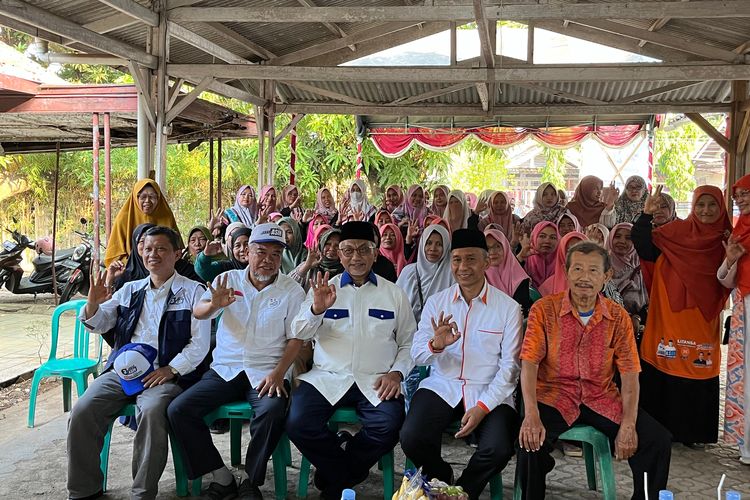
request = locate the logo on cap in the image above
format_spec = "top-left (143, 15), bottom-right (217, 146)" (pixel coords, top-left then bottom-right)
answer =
top-left (112, 343), bottom-right (158, 396)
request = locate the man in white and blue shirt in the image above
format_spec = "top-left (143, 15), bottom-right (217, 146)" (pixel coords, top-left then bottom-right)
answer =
top-left (288, 221), bottom-right (416, 500)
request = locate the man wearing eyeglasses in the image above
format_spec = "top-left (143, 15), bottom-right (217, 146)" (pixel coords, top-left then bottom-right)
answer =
top-left (288, 221), bottom-right (417, 500)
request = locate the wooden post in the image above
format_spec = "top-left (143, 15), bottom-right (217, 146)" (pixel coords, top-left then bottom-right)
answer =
top-left (51, 142), bottom-right (60, 305)
top-left (255, 102), bottom-right (266, 190)
top-left (154, 0), bottom-right (169, 193)
top-left (217, 136), bottom-right (223, 208)
top-left (209, 138), bottom-right (214, 218)
top-left (450, 22), bottom-right (457, 66)
top-left (92, 113), bottom-right (101, 265)
top-left (103, 112), bottom-right (112, 239)
top-left (728, 80), bottom-right (748, 206)
top-left (266, 81), bottom-right (276, 186)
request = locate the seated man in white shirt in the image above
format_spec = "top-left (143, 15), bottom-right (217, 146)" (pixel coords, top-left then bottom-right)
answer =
top-left (287, 221), bottom-right (416, 500)
top-left (400, 228), bottom-right (523, 500)
top-left (168, 223), bottom-right (306, 500)
top-left (67, 226), bottom-right (210, 500)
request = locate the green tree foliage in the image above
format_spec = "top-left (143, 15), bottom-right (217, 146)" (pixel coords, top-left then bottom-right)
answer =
top-left (448, 138), bottom-right (511, 194)
top-left (540, 146), bottom-right (567, 188)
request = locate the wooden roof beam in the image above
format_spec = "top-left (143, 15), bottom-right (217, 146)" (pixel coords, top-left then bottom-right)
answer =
top-left (571, 20), bottom-right (747, 63)
top-left (296, 0), bottom-right (355, 51)
top-left (168, 2), bottom-right (750, 23)
top-left (204, 22), bottom-right (276, 60)
top-left (611, 81), bottom-right (703, 103)
top-left (282, 81), bottom-right (375, 107)
top-left (166, 63), bottom-right (750, 83)
top-left (508, 82), bottom-right (608, 105)
top-left (95, 0), bottom-right (159, 27)
top-left (388, 83), bottom-right (474, 106)
top-left (686, 112), bottom-right (730, 152)
top-left (0, 0), bottom-right (156, 67)
top-left (167, 21), bottom-right (252, 65)
top-left (638, 16), bottom-right (672, 47)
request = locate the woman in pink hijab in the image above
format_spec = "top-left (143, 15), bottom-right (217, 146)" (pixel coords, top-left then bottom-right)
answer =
top-left (304, 213), bottom-right (328, 249)
top-left (257, 185), bottom-right (278, 223)
top-left (520, 221), bottom-right (560, 290)
top-left (384, 185), bottom-right (404, 213)
top-left (314, 187), bottom-right (338, 225)
top-left (538, 231), bottom-right (588, 297)
top-left (379, 223), bottom-right (408, 275)
top-left (392, 184), bottom-right (429, 228)
top-left (485, 228), bottom-right (532, 315)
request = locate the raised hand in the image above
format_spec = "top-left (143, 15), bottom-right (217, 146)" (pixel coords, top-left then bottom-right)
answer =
top-left (352, 210), bottom-right (365, 221)
top-left (85, 269), bottom-right (111, 318)
top-left (257, 203), bottom-right (272, 223)
top-left (303, 247), bottom-right (322, 271)
top-left (516, 233), bottom-right (536, 261)
top-left (106, 260), bottom-right (125, 288)
top-left (204, 239), bottom-right (223, 257)
top-left (642, 185), bottom-right (664, 215)
top-left (511, 221), bottom-right (523, 247)
top-left (430, 312), bottom-right (461, 351)
top-left (206, 274), bottom-right (237, 309)
top-left (603, 181), bottom-right (620, 209)
top-left (724, 237), bottom-right (747, 267)
top-left (208, 208), bottom-right (224, 234)
top-left (309, 271), bottom-right (337, 315)
top-left (405, 221), bottom-right (420, 244)
top-left (302, 209), bottom-right (315, 223)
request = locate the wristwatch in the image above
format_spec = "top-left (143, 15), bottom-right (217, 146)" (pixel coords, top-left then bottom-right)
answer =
top-left (168, 365), bottom-right (180, 377)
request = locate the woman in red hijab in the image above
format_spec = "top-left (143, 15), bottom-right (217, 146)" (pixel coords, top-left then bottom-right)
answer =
top-left (718, 174), bottom-right (750, 464)
top-left (633, 185), bottom-right (731, 446)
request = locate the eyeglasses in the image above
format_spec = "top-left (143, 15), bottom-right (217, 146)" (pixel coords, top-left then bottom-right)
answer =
top-left (338, 245), bottom-right (375, 258)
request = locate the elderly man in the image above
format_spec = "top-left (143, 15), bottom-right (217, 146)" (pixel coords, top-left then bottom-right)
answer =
top-left (68, 226), bottom-right (210, 500)
top-left (400, 228), bottom-right (522, 499)
top-left (287, 221), bottom-right (416, 500)
top-left (168, 223), bottom-right (305, 500)
top-left (517, 241), bottom-right (671, 499)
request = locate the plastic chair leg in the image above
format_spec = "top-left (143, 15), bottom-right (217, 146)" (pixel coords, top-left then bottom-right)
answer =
top-left (282, 434), bottom-right (292, 466)
top-left (170, 434), bottom-right (190, 497)
top-left (271, 436), bottom-right (289, 500)
top-left (596, 446), bottom-right (617, 500)
top-left (100, 422), bottom-right (115, 492)
top-left (298, 455), bottom-right (311, 498)
top-left (583, 441), bottom-right (597, 491)
top-left (62, 378), bottom-right (72, 412)
top-left (27, 371), bottom-right (43, 428)
top-left (380, 452), bottom-right (395, 500)
top-left (489, 472), bottom-right (503, 500)
top-left (191, 476), bottom-right (202, 497)
top-left (230, 419), bottom-right (244, 466)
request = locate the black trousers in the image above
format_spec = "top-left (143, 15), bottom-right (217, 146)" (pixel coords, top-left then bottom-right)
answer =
top-left (516, 403), bottom-right (672, 500)
top-left (286, 381), bottom-right (405, 500)
top-left (400, 389), bottom-right (519, 500)
top-left (167, 369), bottom-right (288, 485)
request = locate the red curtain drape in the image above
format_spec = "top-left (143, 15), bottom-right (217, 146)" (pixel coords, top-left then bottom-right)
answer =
top-left (370, 125), bottom-right (643, 157)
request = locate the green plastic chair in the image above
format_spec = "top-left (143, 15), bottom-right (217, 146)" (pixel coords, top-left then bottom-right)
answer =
top-left (190, 401), bottom-right (292, 500)
top-left (100, 403), bottom-right (190, 496)
top-left (298, 407), bottom-right (395, 500)
top-left (513, 425), bottom-right (616, 500)
top-left (404, 455), bottom-right (503, 500)
top-left (27, 299), bottom-right (103, 427)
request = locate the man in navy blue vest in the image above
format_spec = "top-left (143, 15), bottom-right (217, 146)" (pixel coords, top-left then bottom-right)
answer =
top-left (67, 226), bottom-right (210, 500)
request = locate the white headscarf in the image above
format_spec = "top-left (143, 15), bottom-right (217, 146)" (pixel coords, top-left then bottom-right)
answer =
top-left (396, 224), bottom-right (454, 322)
top-left (341, 179), bottom-right (376, 221)
top-left (443, 189), bottom-right (472, 231)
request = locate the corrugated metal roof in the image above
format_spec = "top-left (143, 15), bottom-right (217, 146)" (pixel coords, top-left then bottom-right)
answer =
top-left (1, 0), bottom-right (746, 127)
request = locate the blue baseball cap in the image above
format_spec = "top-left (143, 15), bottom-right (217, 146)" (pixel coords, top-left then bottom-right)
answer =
top-left (113, 343), bottom-right (158, 396)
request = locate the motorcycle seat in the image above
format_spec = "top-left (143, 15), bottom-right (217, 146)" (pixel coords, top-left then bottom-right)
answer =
top-left (33, 247), bottom-right (76, 265)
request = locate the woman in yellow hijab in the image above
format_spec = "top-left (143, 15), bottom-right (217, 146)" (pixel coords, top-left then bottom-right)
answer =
top-left (104, 179), bottom-right (180, 265)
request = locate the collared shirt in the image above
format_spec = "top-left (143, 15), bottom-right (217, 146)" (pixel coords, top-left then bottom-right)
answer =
top-left (412, 280), bottom-right (523, 412)
top-left (80, 273), bottom-right (210, 375)
top-left (202, 270), bottom-right (306, 386)
top-left (521, 291), bottom-right (640, 425)
top-left (292, 271), bottom-right (416, 406)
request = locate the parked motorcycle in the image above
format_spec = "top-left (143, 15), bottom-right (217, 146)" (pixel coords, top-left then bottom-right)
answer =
top-left (0, 218), bottom-right (100, 303)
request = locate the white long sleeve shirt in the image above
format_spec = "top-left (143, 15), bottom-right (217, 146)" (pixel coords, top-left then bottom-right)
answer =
top-left (412, 280), bottom-right (523, 412)
top-left (292, 271), bottom-right (416, 406)
top-left (202, 270), bottom-right (306, 386)
top-left (80, 273), bottom-right (210, 376)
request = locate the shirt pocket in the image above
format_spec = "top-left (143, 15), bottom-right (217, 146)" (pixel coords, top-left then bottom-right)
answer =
top-left (475, 329), bottom-right (504, 356)
top-left (368, 308), bottom-right (395, 320)
top-left (165, 309), bottom-right (192, 341)
top-left (324, 308), bottom-right (350, 320)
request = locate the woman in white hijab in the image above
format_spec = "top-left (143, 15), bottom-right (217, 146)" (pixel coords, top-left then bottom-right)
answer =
top-left (443, 189), bottom-right (479, 231)
top-left (339, 179), bottom-right (377, 223)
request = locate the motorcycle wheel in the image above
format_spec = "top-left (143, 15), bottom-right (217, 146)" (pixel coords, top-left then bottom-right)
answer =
top-left (59, 279), bottom-right (83, 304)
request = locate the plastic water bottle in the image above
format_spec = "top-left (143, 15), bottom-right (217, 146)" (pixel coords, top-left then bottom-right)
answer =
top-left (341, 489), bottom-right (356, 500)
top-left (726, 491), bottom-right (741, 500)
top-left (658, 491), bottom-right (674, 500)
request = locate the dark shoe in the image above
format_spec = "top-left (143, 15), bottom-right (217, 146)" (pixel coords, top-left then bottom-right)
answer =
top-left (204, 480), bottom-right (238, 500)
top-left (69, 490), bottom-right (103, 500)
top-left (210, 418), bottom-right (231, 435)
top-left (237, 479), bottom-right (263, 500)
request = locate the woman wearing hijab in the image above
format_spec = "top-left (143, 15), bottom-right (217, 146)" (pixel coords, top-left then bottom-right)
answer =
top-left (339, 179), bottom-right (376, 223)
top-left (555, 210), bottom-right (582, 237)
top-left (278, 216), bottom-right (307, 275)
top-left (104, 179), bottom-right (180, 266)
top-left (615, 175), bottom-right (648, 224)
top-left (484, 228), bottom-right (532, 315)
top-left (607, 223), bottom-right (649, 321)
top-left (292, 227), bottom-right (344, 292)
top-left (280, 184), bottom-right (303, 219)
top-left (443, 190), bottom-right (478, 231)
top-left (106, 223), bottom-right (155, 292)
top-left (184, 225), bottom-right (211, 263)
top-left (256, 185), bottom-right (278, 224)
top-left (518, 221), bottom-right (559, 289)
top-left (566, 175), bottom-right (617, 228)
top-left (633, 185), bottom-right (731, 445)
top-left (379, 223), bottom-right (408, 276)
top-left (392, 184), bottom-right (429, 228)
top-left (194, 222), bottom-right (251, 283)
top-left (314, 187), bottom-right (339, 225)
top-left (224, 185), bottom-right (258, 229)
top-left (520, 182), bottom-right (566, 236)
top-left (431, 185), bottom-right (450, 216)
top-left (374, 209), bottom-right (394, 228)
top-left (384, 185), bottom-right (404, 213)
top-left (538, 231), bottom-right (588, 297)
top-left (584, 223), bottom-right (610, 246)
top-left (465, 192), bottom-right (478, 211)
top-left (478, 191), bottom-right (514, 238)
top-left (304, 214), bottom-right (329, 249)
top-left (631, 190), bottom-right (678, 293)
top-left (718, 175), bottom-right (750, 464)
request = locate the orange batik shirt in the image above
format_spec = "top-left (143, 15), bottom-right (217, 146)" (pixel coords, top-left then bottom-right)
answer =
top-left (521, 291), bottom-right (641, 425)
